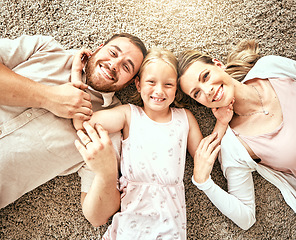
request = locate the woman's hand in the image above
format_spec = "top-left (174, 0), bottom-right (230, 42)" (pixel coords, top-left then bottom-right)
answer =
top-left (212, 97), bottom-right (234, 125)
top-left (75, 122), bottom-right (118, 177)
top-left (193, 132), bottom-right (221, 183)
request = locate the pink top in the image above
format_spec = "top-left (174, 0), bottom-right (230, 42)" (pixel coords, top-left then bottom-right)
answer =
top-left (103, 104), bottom-right (189, 239)
top-left (233, 77), bottom-right (296, 177)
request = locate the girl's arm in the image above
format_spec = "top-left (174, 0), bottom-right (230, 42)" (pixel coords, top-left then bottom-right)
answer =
top-left (185, 109), bottom-right (203, 158)
top-left (75, 123), bottom-right (120, 226)
top-left (75, 104), bottom-right (130, 134)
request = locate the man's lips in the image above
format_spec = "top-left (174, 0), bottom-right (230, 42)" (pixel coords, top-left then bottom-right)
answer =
top-left (212, 85), bottom-right (224, 102)
top-left (99, 64), bottom-right (116, 81)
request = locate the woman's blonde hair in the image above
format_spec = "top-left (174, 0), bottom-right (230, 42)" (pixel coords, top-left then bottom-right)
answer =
top-left (178, 39), bottom-right (261, 82)
top-left (132, 47), bottom-right (184, 107)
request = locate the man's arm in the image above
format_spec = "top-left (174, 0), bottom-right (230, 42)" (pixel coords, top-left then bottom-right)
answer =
top-left (0, 63), bottom-right (92, 120)
top-left (75, 123), bottom-right (121, 226)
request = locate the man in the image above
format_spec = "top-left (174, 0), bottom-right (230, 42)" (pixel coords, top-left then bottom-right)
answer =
top-left (0, 33), bottom-right (146, 208)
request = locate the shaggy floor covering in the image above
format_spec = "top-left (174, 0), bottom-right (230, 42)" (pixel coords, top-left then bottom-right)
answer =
top-left (0, 0), bottom-right (295, 239)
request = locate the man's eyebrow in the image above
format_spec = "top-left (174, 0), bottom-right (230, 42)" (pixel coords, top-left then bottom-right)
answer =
top-left (111, 45), bottom-right (135, 73)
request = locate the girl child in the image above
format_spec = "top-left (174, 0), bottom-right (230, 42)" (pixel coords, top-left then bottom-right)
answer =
top-left (178, 40), bottom-right (296, 230)
top-left (72, 48), bottom-right (232, 239)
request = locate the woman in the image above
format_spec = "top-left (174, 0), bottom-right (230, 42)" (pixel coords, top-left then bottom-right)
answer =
top-left (177, 40), bottom-right (296, 230)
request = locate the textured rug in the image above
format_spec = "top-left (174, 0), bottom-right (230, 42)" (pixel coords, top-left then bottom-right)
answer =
top-left (0, 0), bottom-right (295, 239)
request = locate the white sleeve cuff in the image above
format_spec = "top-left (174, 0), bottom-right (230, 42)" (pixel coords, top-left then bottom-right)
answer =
top-left (191, 175), bottom-right (214, 191)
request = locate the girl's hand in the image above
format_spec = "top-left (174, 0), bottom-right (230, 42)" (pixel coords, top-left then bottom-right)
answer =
top-left (193, 132), bottom-right (221, 183)
top-left (212, 97), bottom-right (234, 125)
top-left (75, 122), bottom-right (118, 177)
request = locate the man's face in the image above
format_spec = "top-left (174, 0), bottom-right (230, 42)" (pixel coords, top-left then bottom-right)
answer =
top-left (85, 37), bottom-right (144, 92)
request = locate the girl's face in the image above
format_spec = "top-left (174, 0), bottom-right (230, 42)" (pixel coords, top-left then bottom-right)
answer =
top-left (136, 60), bottom-right (177, 113)
top-left (179, 59), bottom-right (234, 108)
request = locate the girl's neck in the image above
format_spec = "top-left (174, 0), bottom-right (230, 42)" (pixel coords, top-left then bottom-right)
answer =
top-left (142, 105), bottom-right (172, 123)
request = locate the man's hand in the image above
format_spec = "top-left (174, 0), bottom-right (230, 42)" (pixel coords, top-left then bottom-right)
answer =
top-left (193, 132), bottom-right (221, 184)
top-left (75, 122), bottom-right (118, 177)
top-left (44, 82), bottom-right (92, 120)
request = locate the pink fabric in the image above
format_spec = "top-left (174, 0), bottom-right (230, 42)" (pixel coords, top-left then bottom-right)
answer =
top-left (233, 77), bottom-right (296, 176)
top-left (103, 104), bottom-right (189, 239)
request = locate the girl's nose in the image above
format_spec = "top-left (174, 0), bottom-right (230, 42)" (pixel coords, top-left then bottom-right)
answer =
top-left (155, 84), bottom-right (164, 94)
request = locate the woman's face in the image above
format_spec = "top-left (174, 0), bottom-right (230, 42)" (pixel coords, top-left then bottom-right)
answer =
top-left (179, 59), bottom-right (234, 108)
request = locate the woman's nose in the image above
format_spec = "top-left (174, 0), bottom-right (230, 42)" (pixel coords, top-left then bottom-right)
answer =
top-left (203, 84), bottom-right (214, 96)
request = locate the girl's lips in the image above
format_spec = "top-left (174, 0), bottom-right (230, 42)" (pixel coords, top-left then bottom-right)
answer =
top-left (150, 96), bottom-right (165, 102)
top-left (212, 85), bottom-right (224, 102)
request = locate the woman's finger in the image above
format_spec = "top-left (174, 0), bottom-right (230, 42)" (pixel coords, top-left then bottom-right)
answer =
top-left (198, 132), bottom-right (218, 153)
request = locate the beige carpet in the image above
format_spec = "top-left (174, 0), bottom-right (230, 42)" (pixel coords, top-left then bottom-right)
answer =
top-left (0, 0), bottom-right (295, 239)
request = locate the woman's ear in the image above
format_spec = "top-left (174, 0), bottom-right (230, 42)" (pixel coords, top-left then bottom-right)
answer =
top-left (135, 76), bottom-right (141, 92)
top-left (212, 58), bottom-right (226, 70)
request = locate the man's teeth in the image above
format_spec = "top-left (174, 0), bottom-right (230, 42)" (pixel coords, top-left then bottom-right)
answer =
top-left (101, 66), bottom-right (112, 79)
top-left (213, 86), bottom-right (223, 101)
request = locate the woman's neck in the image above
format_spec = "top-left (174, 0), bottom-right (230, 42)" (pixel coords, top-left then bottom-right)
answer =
top-left (232, 80), bottom-right (265, 117)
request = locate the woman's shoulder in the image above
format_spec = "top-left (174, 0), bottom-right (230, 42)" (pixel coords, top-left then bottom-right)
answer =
top-left (244, 55), bottom-right (296, 82)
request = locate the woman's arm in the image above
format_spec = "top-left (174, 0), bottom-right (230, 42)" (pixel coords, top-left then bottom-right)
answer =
top-left (192, 161), bottom-right (256, 230)
top-left (75, 123), bottom-right (121, 226)
top-left (192, 130), bottom-right (256, 230)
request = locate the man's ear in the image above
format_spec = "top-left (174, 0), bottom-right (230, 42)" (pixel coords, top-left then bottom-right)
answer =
top-left (134, 76), bottom-right (141, 92)
top-left (93, 43), bottom-right (104, 54)
top-left (212, 58), bottom-right (226, 70)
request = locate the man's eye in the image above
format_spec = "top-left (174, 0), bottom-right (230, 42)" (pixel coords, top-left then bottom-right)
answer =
top-left (123, 64), bottom-right (130, 72)
top-left (203, 72), bottom-right (209, 80)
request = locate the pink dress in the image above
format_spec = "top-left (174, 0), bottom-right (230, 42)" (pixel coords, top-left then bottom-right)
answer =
top-left (233, 77), bottom-right (296, 177)
top-left (103, 104), bottom-right (189, 240)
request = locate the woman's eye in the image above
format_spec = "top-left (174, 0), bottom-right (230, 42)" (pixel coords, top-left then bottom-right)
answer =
top-left (194, 91), bottom-right (200, 98)
top-left (110, 50), bottom-right (116, 56)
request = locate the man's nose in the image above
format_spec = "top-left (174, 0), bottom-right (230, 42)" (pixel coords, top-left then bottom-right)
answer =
top-left (110, 59), bottom-right (120, 71)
